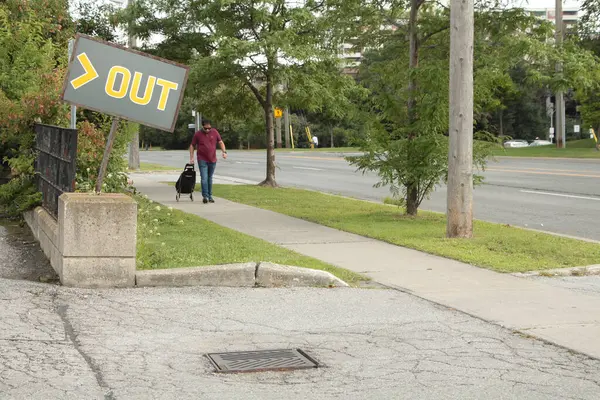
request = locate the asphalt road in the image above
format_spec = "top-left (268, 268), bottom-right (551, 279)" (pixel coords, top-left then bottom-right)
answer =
top-left (142, 150), bottom-right (600, 241)
top-left (3, 279), bottom-right (600, 399)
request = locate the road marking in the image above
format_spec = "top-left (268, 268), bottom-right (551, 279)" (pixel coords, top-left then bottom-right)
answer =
top-left (497, 156), bottom-right (600, 162)
top-left (520, 190), bottom-right (600, 201)
top-left (235, 161), bottom-right (259, 165)
top-left (293, 166), bottom-right (324, 171)
top-left (487, 168), bottom-right (600, 178)
top-left (490, 166), bottom-right (598, 174)
top-left (283, 155), bottom-right (344, 162)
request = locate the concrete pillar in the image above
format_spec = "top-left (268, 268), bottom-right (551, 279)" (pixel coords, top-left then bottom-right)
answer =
top-left (58, 193), bottom-right (137, 288)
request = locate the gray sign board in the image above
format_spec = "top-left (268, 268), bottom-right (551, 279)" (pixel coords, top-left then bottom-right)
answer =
top-left (61, 34), bottom-right (189, 132)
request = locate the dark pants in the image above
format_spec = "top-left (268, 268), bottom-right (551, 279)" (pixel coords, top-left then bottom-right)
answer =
top-left (198, 160), bottom-right (216, 199)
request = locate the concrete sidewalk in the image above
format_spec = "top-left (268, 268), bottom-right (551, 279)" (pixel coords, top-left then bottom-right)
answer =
top-left (132, 174), bottom-right (600, 360)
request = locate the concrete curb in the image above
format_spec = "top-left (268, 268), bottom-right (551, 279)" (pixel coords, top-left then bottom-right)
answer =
top-left (135, 262), bottom-right (350, 288)
top-left (512, 265), bottom-right (600, 278)
top-left (136, 263), bottom-right (256, 288)
top-left (256, 262), bottom-right (350, 288)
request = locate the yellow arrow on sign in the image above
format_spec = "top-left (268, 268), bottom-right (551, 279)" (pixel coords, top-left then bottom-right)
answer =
top-left (70, 53), bottom-right (99, 90)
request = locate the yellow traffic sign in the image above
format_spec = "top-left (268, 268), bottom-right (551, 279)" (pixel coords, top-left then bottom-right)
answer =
top-left (274, 107), bottom-right (283, 119)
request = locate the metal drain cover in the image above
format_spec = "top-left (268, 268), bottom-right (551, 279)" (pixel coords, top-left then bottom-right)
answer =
top-left (206, 349), bottom-right (319, 373)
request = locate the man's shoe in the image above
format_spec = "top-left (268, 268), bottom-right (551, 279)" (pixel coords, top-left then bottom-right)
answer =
top-left (209, 198), bottom-right (215, 203)
top-left (203, 198), bottom-right (208, 204)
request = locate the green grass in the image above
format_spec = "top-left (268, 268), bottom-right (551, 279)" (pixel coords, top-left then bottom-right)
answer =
top-left (135, 163), bottom-right (178, 172)
top-left (565, 139), bottom-right (598, 148)
top-left (211, 185), bottom-right (600, 273)
top-left (492, 139), bottom-right (600, 158)
top-left (134, 195), bottom-right (364, 284)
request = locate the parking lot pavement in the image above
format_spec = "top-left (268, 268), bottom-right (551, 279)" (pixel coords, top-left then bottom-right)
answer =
top-left (1, 278), bottom-right (600, 400)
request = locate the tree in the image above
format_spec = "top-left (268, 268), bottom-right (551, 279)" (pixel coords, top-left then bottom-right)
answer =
top-left (486, 66), bottom-right (549, 141)
top-left (577, 0), bottom-right (600, 135)
top-left (348, 2), bottom-right (596, 216)
top-left (73, 0), bottom-right (120, 43)
top-left (0, 0), bottom-right (73, 216)
top-left (121, 0), bottom-right (357, 187)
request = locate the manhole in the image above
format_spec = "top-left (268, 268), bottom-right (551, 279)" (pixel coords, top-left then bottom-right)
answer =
top-left (206, 349), bottom-right (319, 373)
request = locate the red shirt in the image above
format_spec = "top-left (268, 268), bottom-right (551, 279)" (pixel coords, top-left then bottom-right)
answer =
top-left (191, 128), bottom-right (222, 163)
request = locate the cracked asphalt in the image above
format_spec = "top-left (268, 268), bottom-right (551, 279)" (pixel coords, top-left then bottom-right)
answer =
top-left (1, 278), bottom-right (600, 400)
top-left (0, 220), bottom-right (57, 283)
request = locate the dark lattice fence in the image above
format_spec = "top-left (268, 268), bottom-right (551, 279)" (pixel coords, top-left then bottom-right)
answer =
top-left (34, 124), bottom-right (78, 219)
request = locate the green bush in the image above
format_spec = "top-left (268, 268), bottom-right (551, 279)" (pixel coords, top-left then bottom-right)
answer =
top-left (0, 176), bottom-right (42, 217)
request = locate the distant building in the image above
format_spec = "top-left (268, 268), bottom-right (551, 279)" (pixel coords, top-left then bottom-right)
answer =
top-left (339, 25), bottom-right (398, 78)
top-left (526, 7), bottom-right (579, 30)
top-left (340, 41), bottom-right (362, 77)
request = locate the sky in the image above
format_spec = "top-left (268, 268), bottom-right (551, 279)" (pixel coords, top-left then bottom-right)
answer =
top-left (77, 0), bottom-right (586, 47)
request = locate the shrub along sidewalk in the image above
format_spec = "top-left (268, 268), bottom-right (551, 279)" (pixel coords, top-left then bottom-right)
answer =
top-left (211, 185), bottom-right (600, 273)
top-left (134, 195), bottom-right (364, 285)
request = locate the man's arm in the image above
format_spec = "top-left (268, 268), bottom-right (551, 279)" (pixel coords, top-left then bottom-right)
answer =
top-left (189, 144), bottom-right (195, 164)
top-left (219, 141), bottom-right (227, 159)
top-left (189, 134), bottom-right (196, 164)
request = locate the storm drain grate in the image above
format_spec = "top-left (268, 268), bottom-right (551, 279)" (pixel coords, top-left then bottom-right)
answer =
top-left (206, 349), bottom-right (319, 373)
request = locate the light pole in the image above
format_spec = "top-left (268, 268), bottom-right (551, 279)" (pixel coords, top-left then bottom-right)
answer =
top-left (68, 39), bottom-right (77, 130)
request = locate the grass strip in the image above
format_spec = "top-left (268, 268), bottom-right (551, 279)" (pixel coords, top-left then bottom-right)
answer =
top-left (134, 195), bottom-right (364, 284)
top-left (492, 140), bottom-right (600, 158)
top-left (135, 163), bottom-right (178, 172)
top-left (211, 185), bottom-right (600, 273)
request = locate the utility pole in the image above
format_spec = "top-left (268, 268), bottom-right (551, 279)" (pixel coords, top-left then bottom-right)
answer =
top-left (447, 0), bottom-right (474, 238)
top-left (126, 0), bottom-right (140, 169)
top-left (195, 111), bottom-right (202, 131)
top-left (555, 0), bottom-right (566, 148)
top-left (284, 109), bottom-right (291, 148)
top-left (276, 117), bottom-right (282, 148)
top-left (275, 108), bottom-right (283, 148)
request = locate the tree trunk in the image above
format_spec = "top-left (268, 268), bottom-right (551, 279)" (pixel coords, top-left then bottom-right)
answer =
top-left (259, 80), bottom-right (278, 187)
top-left (406, 184), bottom-right (419, 216)
top-left (446, 0), bottom-right (474, 238)
top-left (127, 15), bottom-right (139, 171)
top-left (499, 108), bottom-right (504, 137)
top-left (128, 131), bottom-right (140, 170)
top-left (405, 0), bottom-right (423, 216)
top-left (330, 124), bottom-right (334, 148)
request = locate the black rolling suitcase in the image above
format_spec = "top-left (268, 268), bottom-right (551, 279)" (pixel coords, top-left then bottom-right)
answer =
top-left (175, 163), bottom-right (196, 202)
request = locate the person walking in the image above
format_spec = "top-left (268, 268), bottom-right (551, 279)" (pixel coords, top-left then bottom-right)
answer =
top-left (189, 120), bottom-right (227, 203)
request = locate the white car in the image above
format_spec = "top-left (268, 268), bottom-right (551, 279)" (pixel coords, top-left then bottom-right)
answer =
top-left (529, 140), bottom-right (553, 147)
top-left (503, 140), bottom-right (529, 149)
